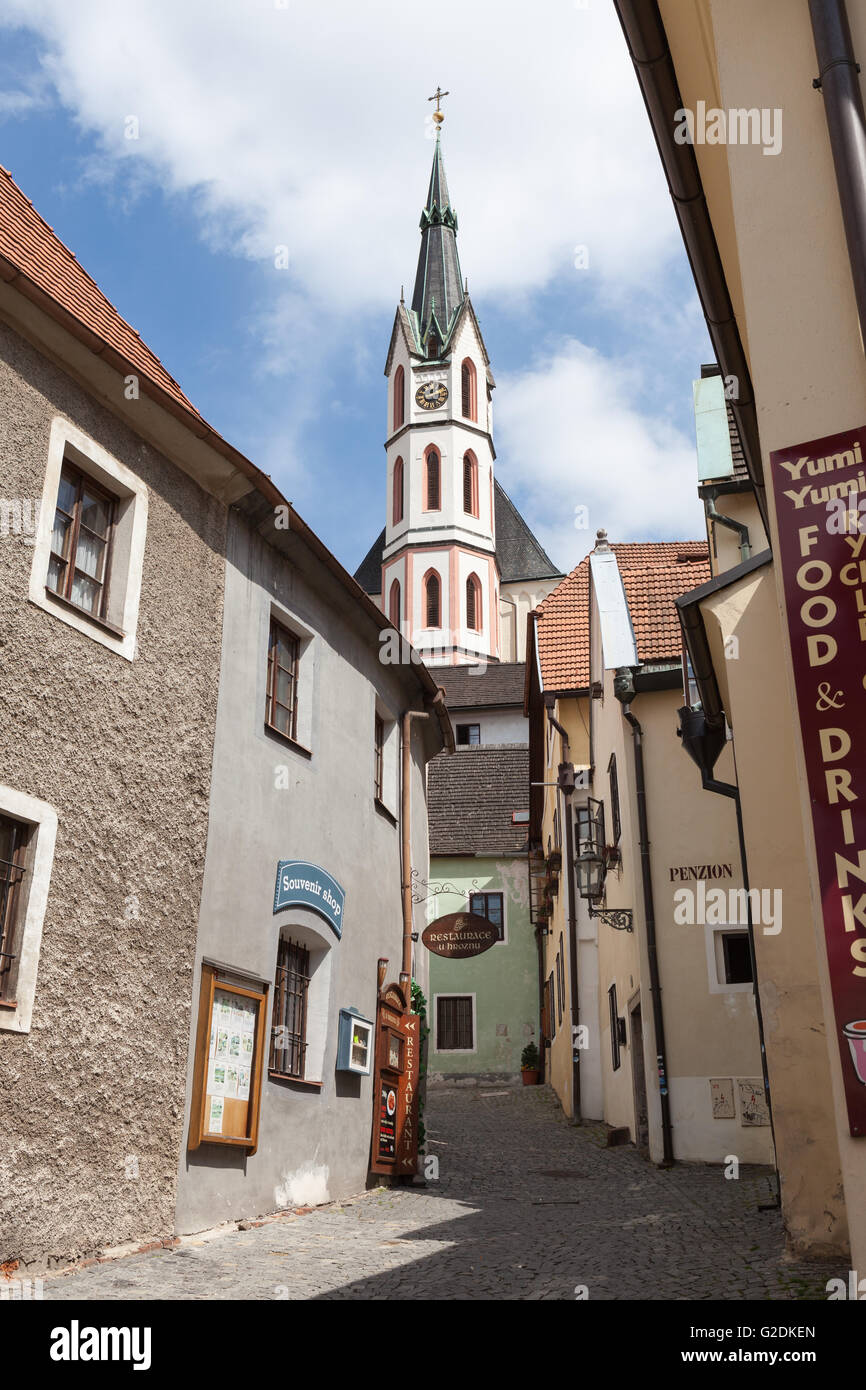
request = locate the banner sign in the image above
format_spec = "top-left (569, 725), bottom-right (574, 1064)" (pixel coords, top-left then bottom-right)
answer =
top-left (771, 425), bottom-right (866, 1135)
top-left (421, 911), bottom-right (499, 959)
top-left (273, 861), bottom-right (345, 939)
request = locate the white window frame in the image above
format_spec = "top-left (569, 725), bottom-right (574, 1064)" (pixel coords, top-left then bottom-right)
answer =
top-left (468, 888), bottom-right (507, 945)
top-left (705, 924), bottom-right (754, 995)
top-left (29, 417), bottom-right (149, 661)
top-left (0, 784), bottom-right (58, 1035)
top-left (433, 992), bottom-right (477, 1055)
top-left (373, 696), bottom-right (399, 819)
top-left (266, 600), bottom-right (316, 753)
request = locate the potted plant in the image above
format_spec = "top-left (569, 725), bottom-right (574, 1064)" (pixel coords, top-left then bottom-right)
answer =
top-left (521, 1041), bottom-right (541, 1086)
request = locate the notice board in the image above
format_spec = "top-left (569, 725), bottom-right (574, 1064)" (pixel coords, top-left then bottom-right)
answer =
top-left (188, 963), bottom-right (268, 1154)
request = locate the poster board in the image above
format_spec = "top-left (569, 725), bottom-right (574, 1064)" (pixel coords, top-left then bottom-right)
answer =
top-left (188, 963), bottom-right (268, 1154)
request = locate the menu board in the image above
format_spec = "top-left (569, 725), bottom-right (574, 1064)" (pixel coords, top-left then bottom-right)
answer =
top-left (377, 1081), bottom-right (398, 1160)
top-left (188, 965), bottom-right (268, 1153)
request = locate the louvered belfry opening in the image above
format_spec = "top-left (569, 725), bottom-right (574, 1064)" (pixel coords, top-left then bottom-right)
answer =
top-left (426, 571), bottom-right (441, 627)
top-left (270, 936), bottom-right (310, 1079)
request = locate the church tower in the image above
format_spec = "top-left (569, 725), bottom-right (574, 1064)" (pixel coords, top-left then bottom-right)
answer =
top-left (380, 116), bottom-right (499, 667)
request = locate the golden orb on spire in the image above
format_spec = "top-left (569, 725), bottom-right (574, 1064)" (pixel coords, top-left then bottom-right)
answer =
top-left (428, 86), bottom-right (449, 127)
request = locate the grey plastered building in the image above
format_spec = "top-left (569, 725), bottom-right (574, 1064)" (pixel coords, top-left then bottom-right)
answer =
top-left (0, 165), bottom-right (450, 1267)
top-left (174, 500), bottom-right (452, 1231)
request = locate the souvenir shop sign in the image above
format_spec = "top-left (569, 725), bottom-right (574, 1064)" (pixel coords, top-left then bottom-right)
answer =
top-left (274, 860), bottom-right (345, 938)
top-left (770, 424), bottom-right (866, 1135)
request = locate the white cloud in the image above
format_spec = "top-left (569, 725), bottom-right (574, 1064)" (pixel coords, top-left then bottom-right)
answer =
top-left (0, 0), bottom-right (679, 312)
top-left (495, 339), bottom-right (707, 575)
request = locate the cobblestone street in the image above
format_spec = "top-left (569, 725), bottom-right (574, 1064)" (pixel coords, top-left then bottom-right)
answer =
top-left (41, 1086), bottom-right (842, 1302)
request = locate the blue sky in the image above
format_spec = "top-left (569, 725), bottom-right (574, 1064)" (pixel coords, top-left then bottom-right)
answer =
top-left (0, 1), bottom-right (712, 577)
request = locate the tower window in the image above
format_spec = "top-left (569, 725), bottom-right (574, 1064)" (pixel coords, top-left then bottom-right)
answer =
top-left (466, 573), bottom-right (482, 632)
top-left (392, 457), bottom-right (404, 525)
top-left (389, 578), bottom-right (401, 631)
top-left (461, 358), bottom-right (477, 421)
top-left (425, 571), bottom-right (441, 628)
top-left (463, 452), bottom-right (478, 516)
top-left (393, 366), bottom-right (405, 431)
top-left (425, 447), bottom-right (440, 511)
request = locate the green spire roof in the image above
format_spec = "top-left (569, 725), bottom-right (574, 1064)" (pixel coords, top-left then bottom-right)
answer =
top-left (410, 137), bottom-right (464, 357)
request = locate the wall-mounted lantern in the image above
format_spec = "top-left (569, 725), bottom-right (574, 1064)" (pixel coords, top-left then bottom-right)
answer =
top-left (574, 798), bottom-right (633, 932)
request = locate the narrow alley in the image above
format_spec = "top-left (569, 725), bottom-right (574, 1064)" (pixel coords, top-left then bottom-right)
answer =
top-left (41, 1086), bottom-right (841, 1302)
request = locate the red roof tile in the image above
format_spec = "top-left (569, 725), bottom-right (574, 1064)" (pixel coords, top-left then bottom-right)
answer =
top-left (0, 164), bottom-right (205, 424)
top-left (536, 540), bottom-right (710, 690)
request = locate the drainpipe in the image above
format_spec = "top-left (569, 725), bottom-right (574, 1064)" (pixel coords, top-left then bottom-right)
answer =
top-left (810, 0), bottom-right (866, 349)
top-left (614, 669), bottom-right (675, 1166)
top-left (704, 491), bottom-right (751, 564)
top-left (401, 690), bottom-right (451, 978)
top-left (545, 701), bottom-right (581, 1120)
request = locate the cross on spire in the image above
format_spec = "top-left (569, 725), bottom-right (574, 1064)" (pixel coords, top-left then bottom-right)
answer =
top-left (428, 86), bottom-right (449, 128)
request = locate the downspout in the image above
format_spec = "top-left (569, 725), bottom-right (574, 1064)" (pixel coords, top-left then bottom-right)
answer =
top-left (614, 669), bottom-right (675, 1166)
top-left (810, 0), bottom-right (866, 349)
top-left (545, 701), bottom-right (581, 1120)
top-left (704, 490), bottom-right (751, 563)
top-left (401, 689), bottom-right (451, 978)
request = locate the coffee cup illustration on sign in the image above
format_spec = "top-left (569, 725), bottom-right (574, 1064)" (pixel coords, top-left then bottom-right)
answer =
top-left (843, 1021), bottom-right (866, 1085)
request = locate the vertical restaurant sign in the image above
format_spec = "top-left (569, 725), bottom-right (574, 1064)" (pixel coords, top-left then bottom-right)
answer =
top-left (770, 425), bottom-right (866, 1136)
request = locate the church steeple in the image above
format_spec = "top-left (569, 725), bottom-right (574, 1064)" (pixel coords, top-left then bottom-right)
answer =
top-left (410, 134), bottom-right (464, 358)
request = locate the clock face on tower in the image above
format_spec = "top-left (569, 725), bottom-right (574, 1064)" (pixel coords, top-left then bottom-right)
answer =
top-left (415, 381), bottom-right (448, 411)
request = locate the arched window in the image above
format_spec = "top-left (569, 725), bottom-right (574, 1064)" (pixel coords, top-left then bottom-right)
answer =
top-left (425, 447), bottom-right (440, 511)
top-left (461, 358), bottom-right (477, 421)
top-left (466, 573), bottom-right (482, 632)
top-left (389, 578), bottom-right (401, 630)
top-left (393, 366), bottom-right (405, 431)
top-left (425, 570), bottom-right (441, 628)
top-left (392, 457), bottom-right (404, 525)
top-left (463, 452), bottom-right (478, 516)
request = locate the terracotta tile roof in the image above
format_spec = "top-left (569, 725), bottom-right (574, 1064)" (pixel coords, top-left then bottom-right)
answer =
top-left (535, 540), bottom-right (711, 690)
top-left (428, 745), bottom-right (529, 856)
top-left (0, 164), bottom-right (205, 424)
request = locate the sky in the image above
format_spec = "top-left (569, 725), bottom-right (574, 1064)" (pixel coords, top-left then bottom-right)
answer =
top-left (0, 0), bottom-right (712, 578)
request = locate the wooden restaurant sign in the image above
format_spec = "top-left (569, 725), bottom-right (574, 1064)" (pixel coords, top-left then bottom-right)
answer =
top-left (771, 424), bottom-right (866, 1136)
top-left (421, 911), bottom-right (499, 959)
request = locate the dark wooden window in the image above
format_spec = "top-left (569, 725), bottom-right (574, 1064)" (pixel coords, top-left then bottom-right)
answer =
top-left (389, 579), bottom-right (401, 630)
top-left (47, 460), bottom-right (115, 619)
top-left (466, 574), bottom-right (481, 631)
top-left (270, 937), bottom-right (310, 1078)
top-left (608, 753), bottom-right (622, 845)
top-left (548, 971), bottom-right (556, 1038)
top-left (456, 723), bottom-right (480, 746)
top-left (266, 619), bottom-right (300, 741)
top-left (542, 977), bottom-right (551, 1042)
top-left (425, 571), bottom-right (441, 627)
top-left (722, 931), bottom-right (753, 985)
top-left (437, 995), bottom-right (473, 1050)
top-left (555, 952), bottom-right (562, 1025)
top-left (392, 457), bottom-right (404, 524)
top-left (608, 983), bottom-right (621, 1071)
top-left (0, 813), bottom-right (28, 1003)
top-left (374, 714), bottom-right (385, 801)
top-left (425, 448), bottom-right (440, 510)
top-left (469, 890), bottom-right (504, 941)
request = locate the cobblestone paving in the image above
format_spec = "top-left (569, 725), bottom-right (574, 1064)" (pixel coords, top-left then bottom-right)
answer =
top-left (43, 1086), bottom-right (843, 1301)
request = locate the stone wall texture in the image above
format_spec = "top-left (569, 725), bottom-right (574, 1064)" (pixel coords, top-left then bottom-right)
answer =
top-left (0, 318), bottom-right (227, 1266)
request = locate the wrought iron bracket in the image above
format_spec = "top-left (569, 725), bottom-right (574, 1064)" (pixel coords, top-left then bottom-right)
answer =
top-left (588, 904), bottom-right (634, 932)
